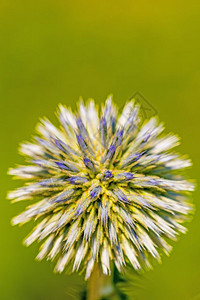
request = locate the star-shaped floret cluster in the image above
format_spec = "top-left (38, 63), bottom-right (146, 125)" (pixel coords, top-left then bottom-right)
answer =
top-left (8, 96), bottom-right (194, 279)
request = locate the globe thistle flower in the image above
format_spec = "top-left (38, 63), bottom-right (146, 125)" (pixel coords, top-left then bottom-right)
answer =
top-left (8, 96), bottom-right (194, 281)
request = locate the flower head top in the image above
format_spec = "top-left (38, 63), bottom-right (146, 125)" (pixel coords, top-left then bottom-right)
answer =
top-left (8, 96), bottom-right (194, 279)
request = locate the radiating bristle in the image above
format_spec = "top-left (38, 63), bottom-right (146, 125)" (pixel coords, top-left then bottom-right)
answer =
top-left (8, 95), bottom-right (194, 279)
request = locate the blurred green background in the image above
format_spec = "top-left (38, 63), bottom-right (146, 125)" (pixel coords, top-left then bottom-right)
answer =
top-left (0, 0), bottom-right (199, 299)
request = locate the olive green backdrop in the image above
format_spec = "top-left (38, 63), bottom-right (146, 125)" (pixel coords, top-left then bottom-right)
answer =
top-left (0, 1), bottom-right (199, 299)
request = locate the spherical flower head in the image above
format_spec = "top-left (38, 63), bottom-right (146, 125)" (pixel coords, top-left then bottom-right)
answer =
top-left (8, 96), bottom-right (195, 279)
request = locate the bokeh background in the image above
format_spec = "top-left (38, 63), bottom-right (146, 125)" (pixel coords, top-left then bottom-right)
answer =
top-left (0, 1), bottom-right (200, 299)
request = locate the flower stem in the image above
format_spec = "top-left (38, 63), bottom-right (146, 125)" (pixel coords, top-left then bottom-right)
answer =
top-left (87, 263), bottom-right (116, 300)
